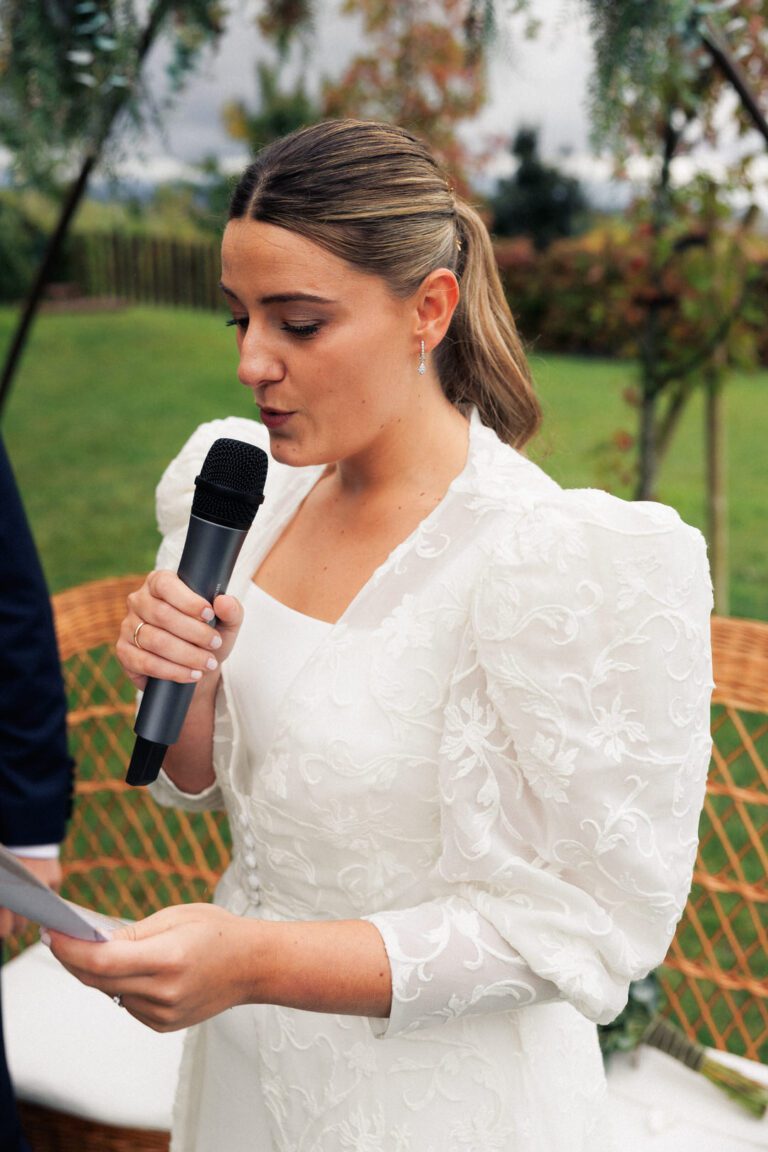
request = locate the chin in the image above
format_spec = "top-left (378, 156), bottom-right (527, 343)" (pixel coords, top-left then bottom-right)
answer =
top-left (266, 430), bottom-right (323, 469)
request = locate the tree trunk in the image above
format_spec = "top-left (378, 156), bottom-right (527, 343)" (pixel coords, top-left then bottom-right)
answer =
top-left (636, 385), bottom-right (658, 500)
top-left (655, 381), bottom-right (691, 467)
top-left (0, 0), bottom-right (175, 419)
top-left (0, 157), bottom-right (97, 417)
top-left (705, 361), bottom-right (729, 615)
top-left (634, 113), bottom-right (679, 502)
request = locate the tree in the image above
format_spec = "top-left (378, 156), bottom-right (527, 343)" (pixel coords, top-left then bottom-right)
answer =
top-left (489, 126), bottom-right (588, 249)
top-left (321, 0), bottom-right (491, 190)
top-left (218, 1), bottom-right (527, 193)
top-left (0, 0), bottom-right (228, 415)
top-left (580, 0), bottom-right (768, 612)
top-left (222, 61), bottom-right (321, 151)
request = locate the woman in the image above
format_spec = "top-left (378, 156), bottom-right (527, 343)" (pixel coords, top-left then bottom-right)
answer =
top-left (49, 120), bottom-right (714, 1151)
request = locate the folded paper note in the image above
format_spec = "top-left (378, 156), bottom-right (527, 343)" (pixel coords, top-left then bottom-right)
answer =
top-left (0, 844), bottom-right (124, 941)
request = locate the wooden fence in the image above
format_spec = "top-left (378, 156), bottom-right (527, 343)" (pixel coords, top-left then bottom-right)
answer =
top-left (71, 232), bottom-right (223, 311)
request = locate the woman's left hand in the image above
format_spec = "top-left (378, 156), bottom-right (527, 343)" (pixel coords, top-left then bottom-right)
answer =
top-left (47, 904), bottom-right (261, 1032)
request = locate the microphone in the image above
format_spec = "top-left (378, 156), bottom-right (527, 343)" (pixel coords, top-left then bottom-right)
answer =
top-left (126, 437), bottom-right (269, 787)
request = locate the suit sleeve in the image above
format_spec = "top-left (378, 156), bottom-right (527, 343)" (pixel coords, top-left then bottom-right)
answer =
top-left (0, 439), bottom-right (74, 845)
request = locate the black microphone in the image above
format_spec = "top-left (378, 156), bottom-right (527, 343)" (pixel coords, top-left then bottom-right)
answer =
top-left (126, 437), bottom-right (269, 787)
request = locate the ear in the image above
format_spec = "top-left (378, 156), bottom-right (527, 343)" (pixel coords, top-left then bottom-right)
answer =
top-left (414, 268), bottom-right (460, 354)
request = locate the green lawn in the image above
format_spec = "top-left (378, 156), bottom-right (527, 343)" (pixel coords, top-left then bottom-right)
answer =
top-left (2, 303), bottom-right (764, 1057)
top-left (2, 304), bottom-right (766, 619)
top-left (1, 304), bottom-right (253, 590)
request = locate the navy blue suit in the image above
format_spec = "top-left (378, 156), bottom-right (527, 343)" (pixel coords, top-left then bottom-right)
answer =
top-left (0, 438), bottom-right (74, 1152)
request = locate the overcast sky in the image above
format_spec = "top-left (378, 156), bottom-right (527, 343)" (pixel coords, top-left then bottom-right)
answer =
top-left (130, 0), bottom-right (597, 187)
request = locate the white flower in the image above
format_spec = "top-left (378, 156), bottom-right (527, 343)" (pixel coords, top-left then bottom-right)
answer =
top-left (522, 733), bottom-right (578, 802)
top-left (587, 695), bottom-right (648, 762)
top-left (442, 691), bottom-right (501, 775)
top-left (614, 554), bottom-right (660, 611)
top-left (537, 933), bottom-right (606, 1011)
top-left (334, 1107), bottom-right (411, 1150)
top-left (449, 1103), bottom-right (514, 1148)
top-left (378, 595), bottom-right (433, 658)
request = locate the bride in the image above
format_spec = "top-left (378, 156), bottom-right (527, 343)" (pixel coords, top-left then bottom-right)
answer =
top-left (49, 118), bottom-right (713, 1151)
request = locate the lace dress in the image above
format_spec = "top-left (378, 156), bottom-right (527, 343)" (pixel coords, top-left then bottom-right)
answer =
top-left (150, 412), bottom-right (714, 1152)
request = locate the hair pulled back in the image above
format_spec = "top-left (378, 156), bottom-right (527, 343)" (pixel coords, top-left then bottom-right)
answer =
top-left (229, 119), bottom-right (541, 448)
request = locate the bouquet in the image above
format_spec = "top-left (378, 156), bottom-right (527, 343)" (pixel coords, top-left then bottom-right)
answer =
top-left (598, 974), bottom-right (768, 1119)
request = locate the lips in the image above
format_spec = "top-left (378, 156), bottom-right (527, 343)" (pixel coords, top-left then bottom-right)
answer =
top-left (259, 407), bottom-right (295, 430)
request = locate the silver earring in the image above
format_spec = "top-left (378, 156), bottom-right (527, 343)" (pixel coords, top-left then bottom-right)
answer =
top-left (418, 340), bottom-right (426, 375)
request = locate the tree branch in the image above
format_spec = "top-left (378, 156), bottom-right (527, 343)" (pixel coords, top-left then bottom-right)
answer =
top-left (698, 16), bottom-right (768, 148)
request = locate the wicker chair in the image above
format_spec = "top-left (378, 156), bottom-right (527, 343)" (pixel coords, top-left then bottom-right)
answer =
top-left (5, 579), bottom-right (768, 1145)
top-left (659, 614), bottom-right (768, 1064)
top-left (5, 575), bottom-right (231, 1152)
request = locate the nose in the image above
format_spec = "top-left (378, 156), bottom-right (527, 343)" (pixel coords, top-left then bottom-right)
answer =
top-left (237, 324), bottom-right (285, 391)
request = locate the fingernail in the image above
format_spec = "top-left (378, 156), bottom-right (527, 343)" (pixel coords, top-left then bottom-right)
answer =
top-left (190, 669), bottom-right (203, 681)
top-left (40, 930), bottom-right (51, 947)
top-left (201, 607), bottom-right (215, 623)
top-left (206, 656), bottom-right (218, 671)
top-left (210, 633), bottom-right (223, 650)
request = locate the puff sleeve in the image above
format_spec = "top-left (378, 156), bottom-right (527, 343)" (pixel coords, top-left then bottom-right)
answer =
top-left (366, 490), bottom-right (714, 1036)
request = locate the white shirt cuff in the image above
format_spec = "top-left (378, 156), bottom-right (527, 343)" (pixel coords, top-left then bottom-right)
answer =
top-left (4, 844), bottom-right (61, 859)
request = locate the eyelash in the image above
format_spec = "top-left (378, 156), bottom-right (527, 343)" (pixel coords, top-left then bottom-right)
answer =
top-left (225, 318), bottom-right (321, 339)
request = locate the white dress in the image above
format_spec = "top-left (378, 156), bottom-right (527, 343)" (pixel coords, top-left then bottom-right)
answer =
top-left (150, 411), bottom-right (714, 1152)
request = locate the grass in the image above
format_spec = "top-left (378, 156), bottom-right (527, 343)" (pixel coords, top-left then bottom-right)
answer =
top-left (3, 303), bottom-right (765, 1054)
top-left (529, 350), bottom-right (768, 621)
top-left (1, 304), bottom-right (767, 619)
top-left (1, 304), bottom-right (253, 590)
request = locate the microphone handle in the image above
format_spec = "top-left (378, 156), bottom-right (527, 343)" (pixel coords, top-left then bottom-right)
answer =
top-left (133, 515), bottom-right (247, 748)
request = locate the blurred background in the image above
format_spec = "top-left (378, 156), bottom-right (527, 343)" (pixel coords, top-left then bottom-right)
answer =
top-left (1, 0), bottom-right (767, 620)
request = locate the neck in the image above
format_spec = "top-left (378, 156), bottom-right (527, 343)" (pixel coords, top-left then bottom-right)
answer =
top-left (330, 386), bottom-right (470, 502)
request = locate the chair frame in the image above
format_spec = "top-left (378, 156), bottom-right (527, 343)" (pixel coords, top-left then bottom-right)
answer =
top-left (9, 581), bottom-right (768, 1148)
top-left (659, 614), bottom-right (768, 1062)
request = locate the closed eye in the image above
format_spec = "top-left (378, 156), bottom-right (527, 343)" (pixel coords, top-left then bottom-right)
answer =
top-left (281, 321), bottom-right (321, 338)
top-left (225, 318), bottom-right (321, 339)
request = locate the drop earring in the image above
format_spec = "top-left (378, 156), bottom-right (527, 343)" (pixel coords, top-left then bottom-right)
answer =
top-left (417, 340), bottom-right (427, 375)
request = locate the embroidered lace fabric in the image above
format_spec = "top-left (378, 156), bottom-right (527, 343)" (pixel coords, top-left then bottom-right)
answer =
top-left (149, 412), bottom-right (714, 1152)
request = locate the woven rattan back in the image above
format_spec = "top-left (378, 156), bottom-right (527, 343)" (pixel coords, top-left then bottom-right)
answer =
top-left (659, 614), bottom-right (768, 1062)
top-left (10, 582), bottom-right (768, 1066)
top-left (7, 575), bottom-right (231, 961)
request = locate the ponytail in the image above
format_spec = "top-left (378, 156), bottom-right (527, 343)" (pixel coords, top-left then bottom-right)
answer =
top-left (435, 201), bottom-right (542, 449)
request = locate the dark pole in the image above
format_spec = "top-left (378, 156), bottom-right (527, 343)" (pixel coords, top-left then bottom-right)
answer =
top-left (0, 0), bottom-right (174, 418)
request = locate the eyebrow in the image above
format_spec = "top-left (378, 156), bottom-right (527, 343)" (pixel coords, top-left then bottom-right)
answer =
top-left (219, 284), bottom-right (336, 306)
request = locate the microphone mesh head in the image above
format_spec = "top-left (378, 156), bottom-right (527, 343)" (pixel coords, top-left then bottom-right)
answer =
top-left (192, 438), bottom-right (269, 529)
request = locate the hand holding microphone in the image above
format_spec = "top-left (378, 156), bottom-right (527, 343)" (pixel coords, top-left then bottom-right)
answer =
top-left (118, 438), bottom-right (268, 786)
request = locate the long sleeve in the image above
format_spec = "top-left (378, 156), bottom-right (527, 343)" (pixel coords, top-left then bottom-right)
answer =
top-left (0, 438), bottom-right (74, 845)
top-left (366, 489), bottom-right (714, 1037)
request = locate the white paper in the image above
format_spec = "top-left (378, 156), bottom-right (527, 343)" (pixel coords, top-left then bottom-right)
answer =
top-left (0, 844), bottom-right (124, 941)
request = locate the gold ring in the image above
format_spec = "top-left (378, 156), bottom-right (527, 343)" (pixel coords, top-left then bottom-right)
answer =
top-left (133, 621), bottom-right (147, 650)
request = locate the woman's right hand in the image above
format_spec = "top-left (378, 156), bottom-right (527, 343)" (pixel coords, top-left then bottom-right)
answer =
top-left (117, 570), bottom-right (244, 692)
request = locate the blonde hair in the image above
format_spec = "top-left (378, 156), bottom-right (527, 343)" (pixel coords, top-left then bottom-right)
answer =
top-left (229, 119), bottom-right (541, 448)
